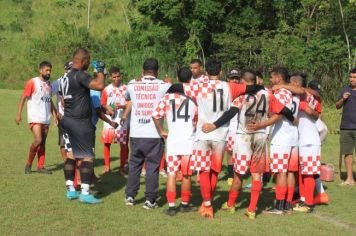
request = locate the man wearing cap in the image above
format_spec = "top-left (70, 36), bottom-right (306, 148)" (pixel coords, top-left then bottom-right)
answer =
top-left (336, 67), bottom-right (356, 186)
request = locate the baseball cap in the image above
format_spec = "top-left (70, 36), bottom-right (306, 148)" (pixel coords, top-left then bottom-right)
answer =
top-left (308, 79), bottom-right (321, 92)
top-left (227, 69), bottom-right (241, 79)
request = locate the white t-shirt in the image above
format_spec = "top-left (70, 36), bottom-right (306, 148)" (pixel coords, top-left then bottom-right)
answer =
top-left (298, 93), bottom-right (321, 146)
top-left (51, 77), bottom-right (64, 116)
top-left (101, 83), bottom-right (127, 129)
top-left (23, 77), bottom-right (52, 124)
top-left (271, 88), bottom-right (299, 146)
top-left (184, 77), bottom-right (231, 141)
top-left (152, 93), bottom-right (197, 156)
top-left (126, 76), bottom-right (171, 138)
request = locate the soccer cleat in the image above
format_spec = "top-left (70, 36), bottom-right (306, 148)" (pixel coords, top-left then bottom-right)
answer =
top-left (159, 170), bottom-right (168, 178)
top-left (226, 178), bottom-right (233, 186)
top-left (262, 208), bottom-right (284, 215)
top-left (164, 207), bottom-right (178, 216)
top-left (125, 196), bottom-right (136, 206)
top-left (37, 167), bottom-right (52, 175)
top-left (201, 205), bottom-right (214, 219)
top-left (179, 204), bottom-right (198, 213)
top-left (25, 164), bottom-right (32, 174)
top-left (143, 200), bottom-right (158, 209)
top-left (221, 202), bottom-right (236, 213)
top-left (66, 191), bottom-right (80, 200)
top-left (79, 194), bottom-right (102, 204)
top-left (141, 169), bottom-right (146, 177)
top-left (293, 202), bottom-right (314, 213)
top-left (245, 210), bottom-right (256, 220)
top-left (284, 201), bottom-right (293, 215)
top-left (314, 192), bottom-right (329, 205)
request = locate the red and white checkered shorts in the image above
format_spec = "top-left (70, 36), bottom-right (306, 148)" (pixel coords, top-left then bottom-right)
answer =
top-left (225, 133), bottom-right (236, 153)
top-left (101, 128), bottom-right (127, 144)
top-left (166, 155), bottom-right (192, 176)
top-left (190, 140), bottom-right (226, 172)
top-left (233, 133), bottom-right (267, 175)
top-left (299, 145), bottom-right (321, 175)
top-left (270, 145), bottom-right (299, 173)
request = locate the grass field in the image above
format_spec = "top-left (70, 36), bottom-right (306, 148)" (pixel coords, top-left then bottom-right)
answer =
top-left (1, 89), bottom-right (356, 235)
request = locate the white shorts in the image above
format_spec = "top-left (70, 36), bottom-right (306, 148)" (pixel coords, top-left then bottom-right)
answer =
top-left (299, 145), bottom-right (321, 175)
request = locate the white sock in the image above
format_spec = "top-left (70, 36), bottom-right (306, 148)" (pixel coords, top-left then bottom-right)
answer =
top-left (204, 201), bottom-right (211, 207)
top-left (168, 202), bottom-right (175, 207)
top-left (181, 201), bottom-right (188, 205)
top-left (315, 177), bottom-right (325, 193)
top-left (300, 196), bottom-right (305, 202)
top-left (81, 183), bottom-right (90, 195)
top-left (65, 180), bottom-right (75, 192)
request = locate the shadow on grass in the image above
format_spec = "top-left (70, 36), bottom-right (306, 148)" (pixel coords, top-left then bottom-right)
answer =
top-left (95, 167), bottom-right (127, 199)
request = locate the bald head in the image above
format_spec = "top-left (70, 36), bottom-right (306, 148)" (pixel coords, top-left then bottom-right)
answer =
top-left (72, 48), bottom-right (90, 70)
top-left (241, 70), bottom-right (256, 85)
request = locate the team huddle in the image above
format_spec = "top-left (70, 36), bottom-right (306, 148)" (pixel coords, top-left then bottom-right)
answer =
top-left (16, 48), bottom-right (329, 220)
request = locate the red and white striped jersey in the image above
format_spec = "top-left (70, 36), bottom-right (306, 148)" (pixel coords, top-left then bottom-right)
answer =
top-left (152, 93), bottom-right (197, 156)
top-left (298, 92), bottom-right (321, 146)
top-left (183, 78), bottom-right (231, 141)
top-left (232, 90), bottom-right (284, 134)
top-left (101, 83), bottom-right (127, 129)
top-left (23, 77), bottom-right (52, 124)
top-left (271, 88), bottom-right (299, 146)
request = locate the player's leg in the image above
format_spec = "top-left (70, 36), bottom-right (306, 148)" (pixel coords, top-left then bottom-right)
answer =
top-left (101, 128), bottom-right (114, 173)
top-left (164, 155), bottom-right (179, 216)
top-left (225, 134), bottom-right (235, 185)
top-left (159, 151), bottom-right (167, 177)
top-left (314, 174), bottom-right (329, 204)
top-left (63, 151), bottom-right (79, 199)
top-left (210, 141), bottom-right (226, 194)
top-left (222, 172), bottom-right (243, 213)
top-left (285, 146), bottom-right (298, 213)
top-left (179, 155), bottom-right (197, 213)
top-left (340, 130), bottom-right (355, 184)
top-left (37, 125), bottom-right (51, 174)
top-left (25, 124), bottom-right (42, 173)
top-left (119, 142), bottom-right (129, 175)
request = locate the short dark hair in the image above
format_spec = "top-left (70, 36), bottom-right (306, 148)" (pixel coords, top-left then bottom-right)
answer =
top-left (241, 69), bottom-right (256, 84)
top-left (205, 58), bottom-right (221, 76)
top-left (109, 66), bottom-right (120, 75)
top-left (290, 72), bottom-right (307, 88)
top-left (39, 61), bottom-right (52, 69)
top-left (73, 48), bottom-right (90, 60)
top-left (271, 66), bottom-right (289, 82)
top-left (143, 58), bottom-right (159, 72)
top-left (177, 67), bottom-right (192, 83)
top-left (350, 67), bottom-right (356, 74)
top-left (255, 70), bottom-right (263, 79)
top-left (190, 59), bottom-right (202, 66)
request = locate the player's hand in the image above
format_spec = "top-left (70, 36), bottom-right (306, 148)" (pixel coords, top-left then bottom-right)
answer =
top-left (15, 114), bottom-right (22, 125)
top-left (271, 84), bottom-right (283, 91)
top-left (92, 60), bottom-right (106, 73)
top-left (120, 116), bottom-right (127, 126)
top-left (159, 131), bottom-right (168, 139)
top-left (202, 123), bottom-right (216, 133)
top-left (246, 122), bottom-right (260, 131)
top-left (57, 113), bottom-right (63, 121)
top-left (343, 92), bottom-right (351, 100)
top-left (110, 121), bottom-right (119, 129)
top-left (292, 116), bottom-right (299, 126)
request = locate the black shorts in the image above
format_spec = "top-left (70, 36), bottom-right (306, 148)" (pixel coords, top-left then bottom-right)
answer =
top-left (60, 116), bottom-right (95, 159)
top-left (58, 120), bottom-right (65, 147)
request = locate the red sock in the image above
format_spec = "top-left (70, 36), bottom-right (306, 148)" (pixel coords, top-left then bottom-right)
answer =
top-left (181, 190), bottom-right (191, 203)
top-left (103, 143), bottom-right (111, 170)
top-left (298, 171), bottom-right (305, 200)
top-left (159, 152), bottom-right (165, 171)
top-left (37, 145), bottom-right (45, 169)
top-left (199, 172), bottom-right (211, 202)
top-left (275, 185), bottom-right (287, 200)
top-left (286, 187), bottom-right (294, 202)
top-left (166, 191), bottom-right (176, 205)
top-left (120, 143), bottom-right (128, 168)
top-left (73, 164), bottom-right (78, 188)
top-left (227, 189), bottom-right (239, 207)
top-left (248, 180), bottom-right (262, 212)
top-left (210, 170), bottom-right (219, 194)
top-left (303, 175), bottom-right (315, 206)
top-left (27, 144), bottom-right (38, 166)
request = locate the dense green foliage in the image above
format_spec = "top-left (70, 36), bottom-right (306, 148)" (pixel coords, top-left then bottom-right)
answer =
top-left (0, 0), bottom-right (355, 102)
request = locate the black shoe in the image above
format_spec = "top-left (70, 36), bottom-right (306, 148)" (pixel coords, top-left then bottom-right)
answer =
top-left (179, 204), bottom-right (198, 213)
top-left (284, 201), bottom-right (293, 214)
top-left (143, 200), bottom-right (158, 209)
top-left (25, 164), bottom-right (32, 174)
top-left (37, 167), bottom-right (52, 174)
top-left (164, 207), bottom-right (178, 216)
top-left (125, 196), bottom-right (136, 206)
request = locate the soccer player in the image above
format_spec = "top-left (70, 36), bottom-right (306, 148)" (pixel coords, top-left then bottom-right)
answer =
top-left (190, 59), bottom-right (205, 80)
top-left (202, 70), bottom-right (295, 219)
top-left (225, 69), bottom-right (241, 185)
top-left (121, 58), bottom-right (171, 209)
top-left (60, 48), bottom-right (106, 204)
top-left (15, 61), bottom-right (56, 174)
top-left (101, 66), bottom-right (129, 174)
top-left (288, 74), bottom-right (321, 212)
top-left (264, 67), bottom-right (300, 215)
top-left (152, 67), bottom-right (198, 216)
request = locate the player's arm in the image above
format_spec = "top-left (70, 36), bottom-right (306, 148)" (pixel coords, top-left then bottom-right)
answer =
top-left (305, 88), bottom-right (320, 99)
top-left (299, 101), bottom-right (319, 120)
top-left (202, 107), bottom-right (239, 133)
top-left (96, 107), bottom-right (118, 128)
top-left (120, 100), bottom-right (132, 126)
top-left (247, 114), bottom-right (282, 131)
top-left (152, 118), bottom-right (168, 139)
top-left (272, 84), bottom-right (305, 95)
top-left (88, 61), bottom-right (106, 90)
top-left (15, 94), bottom-right (27, 125)
top-left (335, 91), bottom-right (350, 109)
top-left (229, 83), bottom-right (265, 100)
top-left (50, 98), bottom-right (58, 126)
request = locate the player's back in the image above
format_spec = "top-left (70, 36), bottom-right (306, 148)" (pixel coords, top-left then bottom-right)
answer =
top-left (298, 93), bottom-right (320, 146)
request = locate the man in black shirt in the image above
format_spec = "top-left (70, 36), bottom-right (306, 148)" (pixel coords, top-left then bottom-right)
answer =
top-left (60, 48), bottom-right (106, 204)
